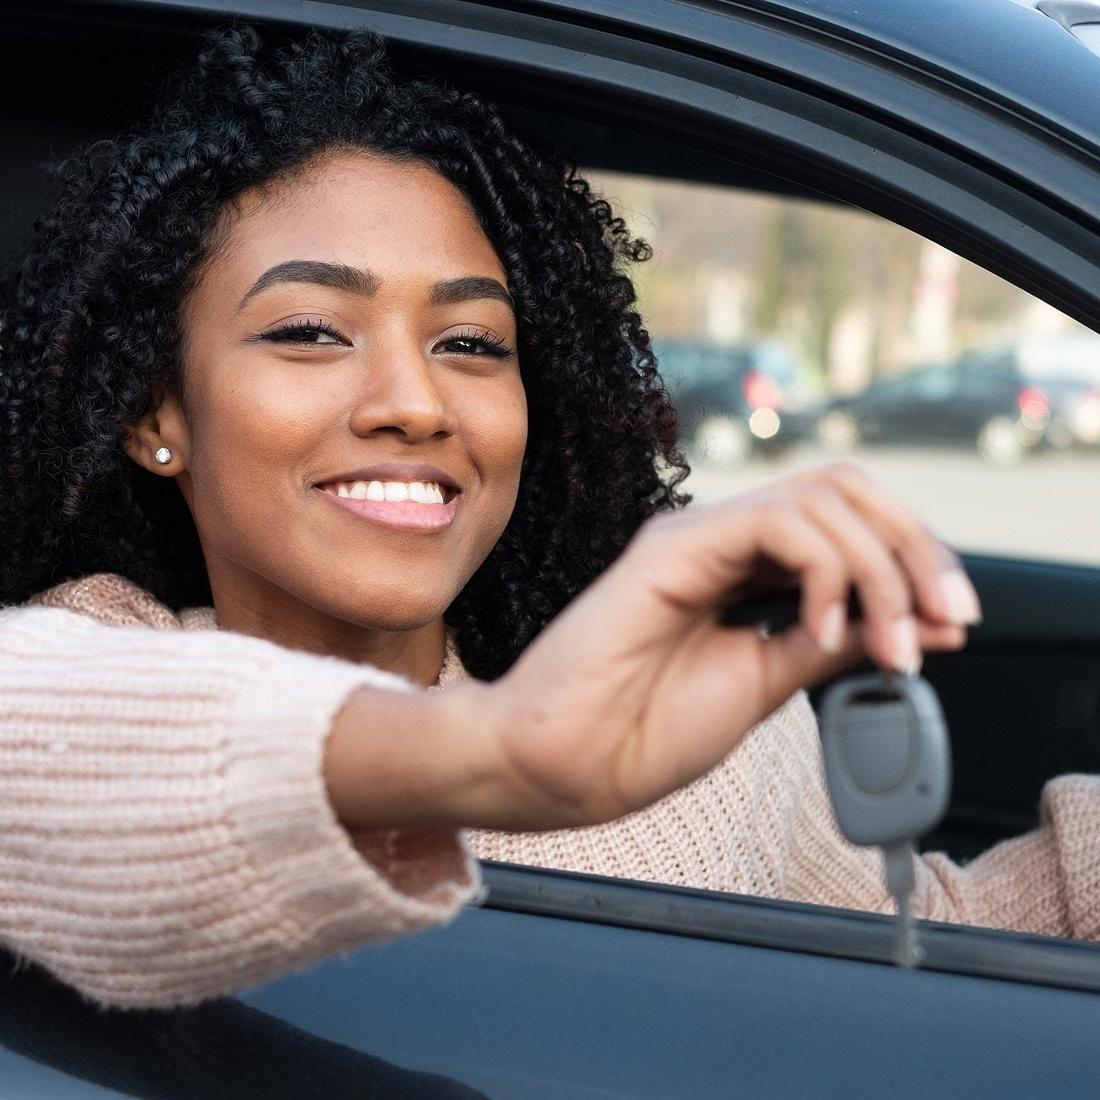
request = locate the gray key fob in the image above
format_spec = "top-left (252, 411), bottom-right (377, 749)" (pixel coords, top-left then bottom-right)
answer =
top-left (818, 673), bottom-right (951, 847)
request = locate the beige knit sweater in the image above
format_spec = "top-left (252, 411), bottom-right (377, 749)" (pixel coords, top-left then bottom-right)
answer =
top-left (3, 573), bottom-right (1098, 1010)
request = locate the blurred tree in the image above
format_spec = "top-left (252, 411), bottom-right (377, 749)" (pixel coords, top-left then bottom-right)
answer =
top-left (584, 169), bottom-right (1057, 394)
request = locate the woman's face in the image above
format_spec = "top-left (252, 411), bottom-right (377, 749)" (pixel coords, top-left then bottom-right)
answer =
top-left (146, 152), bottom-right (527, 641)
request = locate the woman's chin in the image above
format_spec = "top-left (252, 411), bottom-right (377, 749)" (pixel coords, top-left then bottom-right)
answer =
top-left (328, 593), bottom-right (452, 634)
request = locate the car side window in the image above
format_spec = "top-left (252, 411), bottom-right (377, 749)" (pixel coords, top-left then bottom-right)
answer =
top-left (586, 169), bottom-right (1100, 566)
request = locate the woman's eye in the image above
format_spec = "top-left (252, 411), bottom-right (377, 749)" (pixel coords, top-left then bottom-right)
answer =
top-left (257, 319), bottom-right (350, 346)
top-left (438, 331), bottom-right (514, 359)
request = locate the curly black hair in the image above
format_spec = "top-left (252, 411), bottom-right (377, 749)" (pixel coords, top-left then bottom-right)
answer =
top-left (0, 25), bottom-right (688, 679)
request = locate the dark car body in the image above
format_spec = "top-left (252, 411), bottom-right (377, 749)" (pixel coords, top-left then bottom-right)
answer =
top-left (660, 338), bottom-right (813, 461)
top-left (5, 0), bottom-right (1100, 1096)
top-left (819, 340), bottom-right (1100, 463)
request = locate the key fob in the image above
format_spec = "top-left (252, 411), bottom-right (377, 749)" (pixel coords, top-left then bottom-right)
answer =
top-left (818, 673), bottom-right (951, 847)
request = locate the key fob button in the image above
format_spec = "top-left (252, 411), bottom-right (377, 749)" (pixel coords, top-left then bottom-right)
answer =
top-left (838, 702), bottom-right (914, 793)
top-left (819, 672), bottom-right (951, 847)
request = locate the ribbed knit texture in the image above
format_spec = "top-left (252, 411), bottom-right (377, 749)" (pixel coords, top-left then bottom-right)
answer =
top-left (444, 613), bottom-right (1090, 939)
top-left (1, 577), bottom-right (479, 1009)
top-left (4, 572), bottom-right (1098, 1011)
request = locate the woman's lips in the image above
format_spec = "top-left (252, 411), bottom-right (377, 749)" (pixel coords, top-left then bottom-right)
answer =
top-left (314, 486), bottom-right (459, 532)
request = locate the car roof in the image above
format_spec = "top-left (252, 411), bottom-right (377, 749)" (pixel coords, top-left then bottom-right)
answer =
top-left (38, 0), bottom-right (1100, 153)
top-left (851, 0), bottom-right (1100, 138)
top-left (573, 0), bottom-right (1100, 149)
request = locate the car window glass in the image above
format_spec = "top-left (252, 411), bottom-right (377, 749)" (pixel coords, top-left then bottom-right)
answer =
top-left (909, 369), bottom-right (954, 399)
top-left (586, 170), bottom-right (1100, 566)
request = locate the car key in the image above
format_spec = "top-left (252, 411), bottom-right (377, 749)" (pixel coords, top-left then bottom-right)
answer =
top-left (818, 672), bottom-right (952, 968)
top-left (720, 585), bottom-right (863, 634)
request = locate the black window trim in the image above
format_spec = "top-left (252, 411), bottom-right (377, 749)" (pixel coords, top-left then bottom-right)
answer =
top-left (482, 862), bottom-right (1100, 995)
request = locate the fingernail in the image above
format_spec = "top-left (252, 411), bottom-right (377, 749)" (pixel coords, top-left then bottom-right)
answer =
top-left (890, 617), bottom-right (920, 675)
top-left (938, 571), bottom-right (982, 625)
top-left (817, 603), bottom-right (846, 654)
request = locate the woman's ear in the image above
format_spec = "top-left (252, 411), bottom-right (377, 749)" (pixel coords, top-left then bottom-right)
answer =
top-left (122, 387), bottom-right (189, 474)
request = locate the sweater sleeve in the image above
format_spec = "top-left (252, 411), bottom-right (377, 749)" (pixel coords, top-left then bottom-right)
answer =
top-left (0, 605), bottom-right (480, 1009)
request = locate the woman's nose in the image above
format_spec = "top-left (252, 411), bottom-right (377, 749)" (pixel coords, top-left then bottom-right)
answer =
top-left (347, 346), bottom-right (458, 443)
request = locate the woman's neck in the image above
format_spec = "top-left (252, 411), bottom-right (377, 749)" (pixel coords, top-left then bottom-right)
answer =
top-left (209, 577), bottom-right (448, 687)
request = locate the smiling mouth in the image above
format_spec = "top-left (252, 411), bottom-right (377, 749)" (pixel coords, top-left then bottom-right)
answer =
top-left (315, 478), bottom-right (460, 532)
top-left (322, 478), bottom-right (456, 505)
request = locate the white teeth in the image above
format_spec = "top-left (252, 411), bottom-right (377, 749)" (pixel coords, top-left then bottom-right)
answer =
top-left (329, 479), bottom-right (450, 504)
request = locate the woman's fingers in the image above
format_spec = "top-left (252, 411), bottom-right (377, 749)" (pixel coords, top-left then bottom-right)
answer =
top-left (756, 614), bottom-right (967, 714)
top-left (626, 461), bottom-right (973, 672)
top-left (797, 484), bottom-right (924, 673)
top-left (917, 620), bottom-right (968, 650)
top-left (729, 481), bottom-right (958, 671)
top-left (742, 506), bottom-right (853, 655)
top-left (810, 462), bottom-right (982, 628)
top-left (711, 496), bottom-right (930, 675)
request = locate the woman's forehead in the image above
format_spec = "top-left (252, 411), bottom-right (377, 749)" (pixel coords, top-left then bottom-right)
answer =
top-left (203, 151), bottom-right (507, 295)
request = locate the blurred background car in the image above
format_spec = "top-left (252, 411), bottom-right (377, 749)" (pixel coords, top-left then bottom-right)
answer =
top-left (1015, 333), bottom-right (1100, 452)
top-left (816, 334), bottom-right (1100, 465)
top-left (659, 338), bottom-right (813, 463)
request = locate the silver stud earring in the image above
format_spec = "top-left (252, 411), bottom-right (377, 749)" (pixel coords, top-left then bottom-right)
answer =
top-left (154, 446), bottom-right (172, 465)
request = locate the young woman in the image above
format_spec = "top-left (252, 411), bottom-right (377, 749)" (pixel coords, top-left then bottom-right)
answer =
top-left (1, 26), bottom-right (1092, 1012)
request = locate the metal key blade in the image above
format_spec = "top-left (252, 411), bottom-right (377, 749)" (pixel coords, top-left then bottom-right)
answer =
top-left (894, 892), bottom-right (919, 969)
top-left (884, 842), bottom-right (922, 969)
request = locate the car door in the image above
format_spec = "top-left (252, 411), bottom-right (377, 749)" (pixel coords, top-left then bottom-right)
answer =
top-left (4, 0), bottom-right (1100, 1096)
top-left (850, 374), bottom-right (914, 442)
top-left (876, 368), bottom-right (956, 445)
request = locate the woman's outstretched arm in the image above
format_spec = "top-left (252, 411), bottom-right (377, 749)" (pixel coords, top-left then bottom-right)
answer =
top-left (0, 605), bottom-right (480, 1009)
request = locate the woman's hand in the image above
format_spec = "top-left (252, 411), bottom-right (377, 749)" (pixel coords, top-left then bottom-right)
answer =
top-left (469, 462), bottom-right (979, 830)
top-left (326, 463), bottom-right (980, 834)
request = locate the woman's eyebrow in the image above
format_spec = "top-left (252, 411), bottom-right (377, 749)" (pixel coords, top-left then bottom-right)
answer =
top-left (237, 263), bottom-right (513, 313)
top-left (237, 260), bottom-right (379, 310)
top-left (429, 276), bottom-right (514, 311)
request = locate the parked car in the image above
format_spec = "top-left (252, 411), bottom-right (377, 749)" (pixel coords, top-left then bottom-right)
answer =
top-left (5, 0), bottom-right (1100, 1096)
top-left (658, 339), bottom-right (813, 463)
top-left (818, 336), bottom-right (1100, 464)
top-left (1013, 333), bottom-right (1100, 451)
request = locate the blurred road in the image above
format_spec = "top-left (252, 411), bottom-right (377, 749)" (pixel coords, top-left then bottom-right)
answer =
top-left (684, 444), bottom-right (1100, 568)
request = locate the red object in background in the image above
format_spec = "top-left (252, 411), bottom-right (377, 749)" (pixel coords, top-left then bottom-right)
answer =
top-left (1017, 387), bottom-right (1049, 423)
top-left (742, 370), bottom-right (783, 410)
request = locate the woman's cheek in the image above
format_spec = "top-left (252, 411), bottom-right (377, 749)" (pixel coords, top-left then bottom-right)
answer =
top-left (497, 378), bottom-right (528, 472)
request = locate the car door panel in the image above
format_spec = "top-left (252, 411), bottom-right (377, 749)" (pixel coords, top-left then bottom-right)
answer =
top-left (238, 880), bottom-right (1100, 1100)
top-left (7, 876), bottom-right (1100, 1099)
